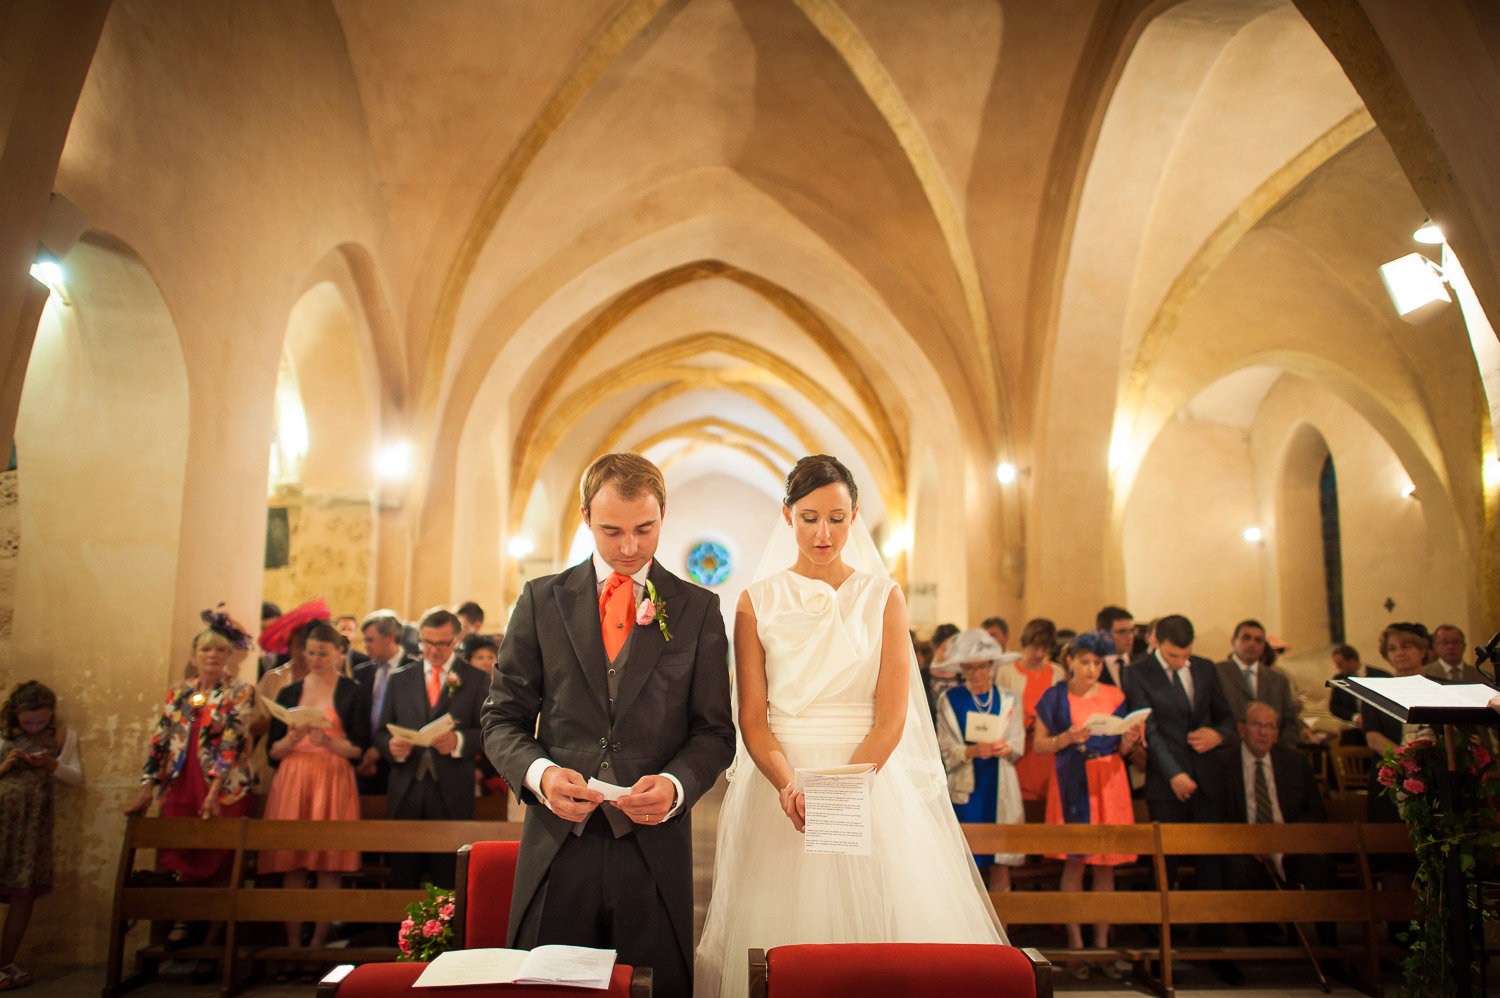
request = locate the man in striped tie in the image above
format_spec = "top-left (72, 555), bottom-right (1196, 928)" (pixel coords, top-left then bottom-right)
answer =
top-left (1223, 701), bottom-right (1336, 946)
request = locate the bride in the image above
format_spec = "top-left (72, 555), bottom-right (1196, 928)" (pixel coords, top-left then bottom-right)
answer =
top-left (693, 455), bottom-right (1006, 997)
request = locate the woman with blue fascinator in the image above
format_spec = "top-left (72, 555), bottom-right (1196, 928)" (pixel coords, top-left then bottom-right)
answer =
top-left (1034, 630), bottom-right (1145, 982)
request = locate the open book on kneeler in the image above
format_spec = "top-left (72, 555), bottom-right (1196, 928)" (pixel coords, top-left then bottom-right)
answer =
top-left (413, 946), bottom-right (615, 989)
top-left (1329, 674), bottom-right (1500, 725)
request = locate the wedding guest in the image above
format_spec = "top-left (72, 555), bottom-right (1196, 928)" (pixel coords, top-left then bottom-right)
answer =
top-left (981, 616), bottom-right (1009, 652)
top-left (459, 634), bottom-right (499, 674)
top-left (335, 615), bottom-right (369, 674)
top-left (124, 618), bottom-right (257, 980)
top-left (256, 598), bottom-right (331, 715)
top-left (1034, 632), bottom-right (1141, 981)
top-left (454, 601), bottom-right (484, 638)
top-left (261, 622), bottom-right (368, 982)
top-left (924, 623), bottom-right (961, 718)
top-left (257, 601), bottom-right (283, 680)
top-left (376, 607), bottom-right (488, 890)
top-left (1363, 624), bottom-right (1434, 826)
top-left (935, 630), bottom-right (1024, 890)
top-left (1215, 620), bottom-right (1301, 750)
top-left (1094, 606), bottom-right (1134, 688)
top-left (996, 618), bottom-right (1065, 804)
top-left (1221, 701), bottom-right (1336, 948)
top-left (0, 682), bottom-right (82, 992)
top-left (354, 611), bottom-right (415, 795)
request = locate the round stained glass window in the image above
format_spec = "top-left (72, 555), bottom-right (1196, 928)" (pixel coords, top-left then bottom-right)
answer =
top-left (686, 540), bottom-right (732, 587)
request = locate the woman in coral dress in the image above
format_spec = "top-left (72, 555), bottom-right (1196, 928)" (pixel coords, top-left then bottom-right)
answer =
top-left (1034, 631), bottom-right (1144, 981)
top-left (261, 622), bottom-right (370, 980)
top-left (995, 618), bottom-right (1065, 804)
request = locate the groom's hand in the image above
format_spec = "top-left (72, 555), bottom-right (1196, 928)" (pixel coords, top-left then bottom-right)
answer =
top-left (540, 766), bottom-right (604, 821)
top-left (615, 775), bottom-right (676, 825)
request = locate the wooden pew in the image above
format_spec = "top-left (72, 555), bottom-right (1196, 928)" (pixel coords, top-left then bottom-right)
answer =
top-left (104, 816), bottom-right (523, 998)
top-left (962, 821), bottom-right (1415, 998)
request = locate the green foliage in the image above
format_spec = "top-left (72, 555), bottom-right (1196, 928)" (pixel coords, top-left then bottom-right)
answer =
top-left (1375, 731), bottom-right (1497, 997)
top-left (396, 883), bottom-right (457, 962)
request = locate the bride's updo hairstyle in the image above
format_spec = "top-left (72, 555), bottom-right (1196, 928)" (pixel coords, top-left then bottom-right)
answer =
top-left (783, 454), bottom-right (858, 509)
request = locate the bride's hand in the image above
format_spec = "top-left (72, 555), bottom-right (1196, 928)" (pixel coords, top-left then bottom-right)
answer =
top-left (778, 781), bottom-right (806, 833)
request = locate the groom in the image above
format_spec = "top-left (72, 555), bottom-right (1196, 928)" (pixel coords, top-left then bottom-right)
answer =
top-left (482, 453), bottom-right (735, 997)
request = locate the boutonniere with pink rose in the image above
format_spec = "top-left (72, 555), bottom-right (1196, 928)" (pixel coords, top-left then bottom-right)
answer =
top-left (636, 579), bottom-right (672, 641)
top-left (445, 669), bottom-right (462, 693)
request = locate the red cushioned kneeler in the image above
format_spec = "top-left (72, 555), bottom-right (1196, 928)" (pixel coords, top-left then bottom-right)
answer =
top-left (332, 961), bottom-right (638, 997)
top-left (461, 840), bottom-right (521, 948)
top-left (764, 943), bottom-right (1038, 998)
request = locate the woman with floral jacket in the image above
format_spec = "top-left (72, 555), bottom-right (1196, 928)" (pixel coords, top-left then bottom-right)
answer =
top-left (124, 619), bottom-right (256, 968)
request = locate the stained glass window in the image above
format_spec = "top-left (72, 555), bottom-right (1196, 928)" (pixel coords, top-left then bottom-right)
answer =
top-left (687, 540), bottom-right (732, 587)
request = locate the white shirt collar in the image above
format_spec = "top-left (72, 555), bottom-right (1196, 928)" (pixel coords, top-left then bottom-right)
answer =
top-left (1232, 654), bottom-right (1257, 672)
top-left (1241, 743), bottom-right (1270, 769)
top-left (423, 652), bottom-right (456, 677)
top-left (1439, 659), bottom-right (1464, 676)
top-left (592, 551), bottom-right (652, 590)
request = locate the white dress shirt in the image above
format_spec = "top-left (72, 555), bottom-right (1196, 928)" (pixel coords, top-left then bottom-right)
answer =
top-left (1241, 744), bottom-right (1283, 824)
top-left (1159, 650), bottom-right (1194, 702)
top-left (422, 653), bottom-right (467, 758)
top-left (524, 554), bottom-right (684, 819)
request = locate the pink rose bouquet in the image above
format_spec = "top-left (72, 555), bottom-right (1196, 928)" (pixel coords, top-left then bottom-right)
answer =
top-left (396, 884), bottom-right (457, 962)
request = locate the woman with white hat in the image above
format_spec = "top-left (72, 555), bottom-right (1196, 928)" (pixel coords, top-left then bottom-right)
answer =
top-left (935, 629), bottom-right (1025, 890)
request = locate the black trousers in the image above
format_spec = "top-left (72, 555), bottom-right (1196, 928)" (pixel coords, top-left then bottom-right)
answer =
top-left (389, 780), bottom-right (457, 890)
top-left (1148, 793), bottom-right (1228, 946)
top-left (515, 813), bottom-right (689, 998)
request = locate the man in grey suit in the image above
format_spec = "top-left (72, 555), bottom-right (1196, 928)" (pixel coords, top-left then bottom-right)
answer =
top-left (483, 454), bottom-right (735, 998)
top-left (375, 606), bottom-right (489, 889)
top-left (1216, 619), bottom-right (1301, 750)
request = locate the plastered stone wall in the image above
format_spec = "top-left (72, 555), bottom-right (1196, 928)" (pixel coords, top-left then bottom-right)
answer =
top-left (263, 494), bottom-right (375, 620)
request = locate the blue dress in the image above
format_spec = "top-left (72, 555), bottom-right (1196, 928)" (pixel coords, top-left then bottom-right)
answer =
top-left (944, 684), bottom-right (1023, 868)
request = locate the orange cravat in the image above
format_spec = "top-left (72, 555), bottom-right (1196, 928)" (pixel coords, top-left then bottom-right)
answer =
top-left (426, 664), bottom-right (442, 708)
top-left (600, 571), bottom-right (635, 661)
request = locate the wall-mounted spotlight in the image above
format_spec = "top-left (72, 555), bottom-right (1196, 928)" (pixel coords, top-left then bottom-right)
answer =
top-left (1379, 252), bottom-right (1451, 324)
top-left (1243, 526), bottom-right (1263, 543)
top-left (1412, 220), bottom-right (1444, 245)
top-left (1486, 454), bottom-right (1500, 492)
top-left (996, 462), bottom-right (1017, 484)
top-left (1401, 481), bottom-right (1417, 499)
top-left (374, 440), bottom-right (414, 482)
top-left (507, 536), bottom-right (536, 559)
top-left (29, 251), bottom-right (68, 305)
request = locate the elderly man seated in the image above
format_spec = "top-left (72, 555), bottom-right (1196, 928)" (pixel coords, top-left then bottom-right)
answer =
top-left (1221, 701), bottom-right (1337, 947)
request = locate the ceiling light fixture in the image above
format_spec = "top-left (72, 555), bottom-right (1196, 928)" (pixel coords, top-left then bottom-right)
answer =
top-left (28, 251), bottom-right (68, 305)
top-left (1412, 220), bottom-right (1444, 245)
top-left (1243, 526), bottom-right (1263, 543)
top-left (507, 536), bottom-right (535, 559)
top-left (996, 462), bottom-right (1017, 485)
top-left (374, 440), bottom-right (414, 482)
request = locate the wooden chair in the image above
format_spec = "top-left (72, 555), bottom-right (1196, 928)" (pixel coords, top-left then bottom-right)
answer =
top-left (1330, 744), bottom-right (1373, 793)
top-left (747, 944), bottom-right (1051, 998)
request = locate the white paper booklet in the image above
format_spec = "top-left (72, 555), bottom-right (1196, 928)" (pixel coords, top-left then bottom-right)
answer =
top-left (1082, 707), bottom-right (1151, 736)
top-left (795, 763), bottom-right (876, 856)
top-left (386, 714), bottom-right (455, 747)
top-left (1346, 674), bottom-right (1498, 711)
top-left (412, 945), bottom-right (616, 989)
top-left (964, 700), bottom-right (1014, 744)
top-left (265, 699), bottom-right (331, 728)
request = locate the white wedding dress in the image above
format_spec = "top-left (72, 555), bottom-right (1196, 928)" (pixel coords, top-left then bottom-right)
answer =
top-left (693, 558), bottom-right (1006, 998)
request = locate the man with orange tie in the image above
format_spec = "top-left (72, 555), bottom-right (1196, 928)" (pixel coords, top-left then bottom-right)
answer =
top-left (375, 606), bottom-right (489, 890)
top-left (483, 453), bottom-right (735, 998)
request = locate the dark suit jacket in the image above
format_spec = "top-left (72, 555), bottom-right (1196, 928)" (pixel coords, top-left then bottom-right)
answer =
top-left (353, 654), bottom-right (418, 793)
top-left (375, 657), bottom-right (489, 819)
top-left (1215, 658), bottom-right (1301, 751)
top-left (1328, 672), bottom-right (1361, 722)
top-left (268, 674), bottom-right (371, 766)
top-left (482, 558), bottom-right (735, 964)
top-left (1221, 743), bottom-right (1325, 823)
top-left (1098, 654), bottom-right (1129, 689)
top-left (1124, 652), bottom-right (1236, 801)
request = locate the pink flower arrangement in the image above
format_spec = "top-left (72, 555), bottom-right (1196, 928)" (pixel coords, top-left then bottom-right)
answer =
top-left (397, 885), bottom-right (456, 962)
top-left (635, 599), bottom-right (656, 626)
top-left (1402, 777), bottom-right (1427, 794)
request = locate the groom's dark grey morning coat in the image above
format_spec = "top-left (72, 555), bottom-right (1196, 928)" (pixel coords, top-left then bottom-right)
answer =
top-left (481, 557), bottom-right (735, 975)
